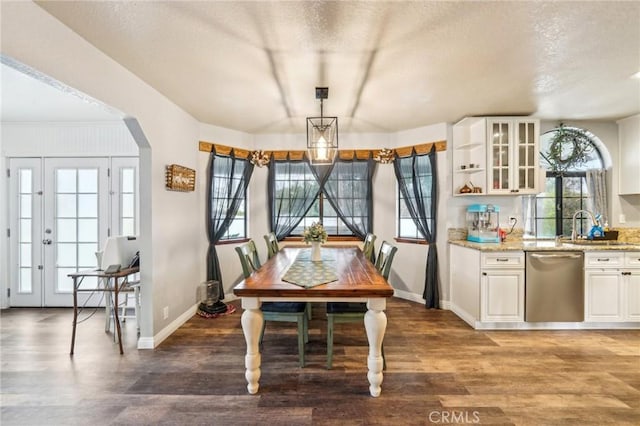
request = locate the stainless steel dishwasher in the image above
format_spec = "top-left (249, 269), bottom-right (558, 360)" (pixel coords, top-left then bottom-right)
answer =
top-left (525, 251), bottom-right (584, 322)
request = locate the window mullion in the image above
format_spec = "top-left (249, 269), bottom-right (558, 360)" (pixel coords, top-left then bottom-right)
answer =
top-left (555, 176), bottom-right (563, 236)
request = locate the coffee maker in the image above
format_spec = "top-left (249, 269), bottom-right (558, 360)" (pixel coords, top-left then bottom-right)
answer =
top-left (466, 204), bottom-right (500, 243)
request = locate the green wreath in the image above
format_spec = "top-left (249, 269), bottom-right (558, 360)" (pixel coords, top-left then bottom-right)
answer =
top-left (541, 124), bottom-right (594, 173)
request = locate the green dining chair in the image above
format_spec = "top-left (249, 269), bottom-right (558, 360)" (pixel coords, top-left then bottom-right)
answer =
top-left (235, 240), bottom-right (308, 367)
top-left (263, 232), bottom-right (280, 259)
top-left (362, 233), bottom-right (377, 263)
top-left (326, 241), bottom-right (397, 369)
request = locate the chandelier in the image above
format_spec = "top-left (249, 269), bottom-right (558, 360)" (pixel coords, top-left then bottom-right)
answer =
top-left (306, 87), bottom-right (338, 165)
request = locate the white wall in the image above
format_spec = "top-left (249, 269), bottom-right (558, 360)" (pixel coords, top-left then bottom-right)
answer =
top-left (1, 122), bottom-right (138, 156)
top-left (1, 2), bottom-right (203, 346)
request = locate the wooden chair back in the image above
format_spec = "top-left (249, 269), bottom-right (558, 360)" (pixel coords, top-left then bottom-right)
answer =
top-left (375, 241), bottom-right (398, 280)
top-left (235, 240), bottom-right (261, 278)
top-left (263, 232), bottom-right (280, 259)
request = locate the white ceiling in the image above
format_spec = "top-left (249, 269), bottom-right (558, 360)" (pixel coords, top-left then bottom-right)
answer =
top-left (4, 1), bottom-right (640, 132)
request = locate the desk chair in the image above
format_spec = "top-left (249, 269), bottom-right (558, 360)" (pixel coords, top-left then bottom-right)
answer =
top-left (326, 240), bottom-right (398, 369)
top-left (235, 240), bottom-right (309, 367)
top-left (362, 233), bottom-right (377, 263)
top-left (263, 232), bottom-right (280, 259)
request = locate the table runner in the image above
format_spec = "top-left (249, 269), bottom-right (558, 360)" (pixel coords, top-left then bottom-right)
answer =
top-left (281, 248), bottom-right (338, 288)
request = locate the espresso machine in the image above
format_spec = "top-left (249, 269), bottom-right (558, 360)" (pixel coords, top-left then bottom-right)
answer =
top-left (466, 204), bottom-right (500, 243)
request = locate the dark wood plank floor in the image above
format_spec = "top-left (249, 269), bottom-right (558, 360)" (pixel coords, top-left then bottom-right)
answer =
top-left (1, 298), bottom-right (639, 425)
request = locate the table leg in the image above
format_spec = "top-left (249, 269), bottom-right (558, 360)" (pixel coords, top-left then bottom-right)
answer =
top-left (240, 298), bottom-right (263, 394)
top-left (70, 277), bottom-right (79, 355)
top-left (114, 277), bottom-right (124, 354)
top-left (365, 298), bottom-right (387, 397)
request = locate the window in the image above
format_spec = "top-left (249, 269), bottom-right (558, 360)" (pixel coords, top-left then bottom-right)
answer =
top-left (526, 127), bottom-right (605, 238)
top-left (271, 159), bottom-right (373, 237)
top-left (396, 154), bottom-right (434, 240)
top-left (211, 156), bottom-right (248, 241)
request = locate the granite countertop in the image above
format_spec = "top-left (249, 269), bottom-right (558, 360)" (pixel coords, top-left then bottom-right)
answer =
top-left (449, 239), bottom-right (640, 252)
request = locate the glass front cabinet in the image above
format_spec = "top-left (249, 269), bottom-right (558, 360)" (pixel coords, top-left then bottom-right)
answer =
top-left (487, 118), bottom-right (539, 195)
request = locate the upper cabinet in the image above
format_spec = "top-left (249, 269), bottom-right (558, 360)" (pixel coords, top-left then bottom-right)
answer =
top-left (617, 114), bottom-right (640, 195)
top-left (452, 116), bottom-right (540, 196)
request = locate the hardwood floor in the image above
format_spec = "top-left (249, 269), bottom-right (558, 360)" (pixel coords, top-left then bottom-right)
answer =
top-left (1, 298), bottom-right (639, 425)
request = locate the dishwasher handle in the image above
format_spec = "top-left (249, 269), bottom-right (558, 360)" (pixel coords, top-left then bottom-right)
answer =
top-left (529, 253), bottom-right (583, 260)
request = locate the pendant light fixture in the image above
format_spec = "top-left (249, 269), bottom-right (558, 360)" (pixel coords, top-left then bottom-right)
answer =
top-left (306, 87), bottom-right (338, 164)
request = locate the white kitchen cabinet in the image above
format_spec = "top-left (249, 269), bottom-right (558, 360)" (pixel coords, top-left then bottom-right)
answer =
top-left (624, 252), bottom-right (640, 321)
top-left (486, 118), bottom-right (539, 195)
top-left (481, 269), bottom-right (525, 322)
top-left (452, 116), bottom-right (540, 196)
top-left (584, 251), bottom-right (640, 322)
top-left (450, 245), bottom-right (524, 325)
top-left (626, 271), bottom-right (640, 321)
top-left (585, 270), bottom-right (624, 321)
top-left (617, 114), bottom-right (640, 195)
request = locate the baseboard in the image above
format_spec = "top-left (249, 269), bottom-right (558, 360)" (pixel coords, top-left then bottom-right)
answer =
top-left (391, 289), bottom-right (450, 310)
top-left (137, 302), bottom-right (199, 350)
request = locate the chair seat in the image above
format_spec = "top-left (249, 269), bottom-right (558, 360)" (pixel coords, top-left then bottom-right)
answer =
top-left (326, 302), bottom-right (367, 314)
top-left (262, 302), bottom-right (307, 313)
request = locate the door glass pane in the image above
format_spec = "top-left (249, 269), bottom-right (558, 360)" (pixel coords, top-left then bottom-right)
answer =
top-left (56, 268), bottom-right (75, 293)
top-left (57, 169), bottom-right (76, 193)
top-left (78, 219), bottom-right (98, 242)
top-left (19, 169), bottom-right (32, 193)
top-left (78, 194), bottom-right (97, 217)
top-left (57, 219), bottom-right (77, 242)
top-left (20, 219), bottom-right (32, 242)
top-left (121, 194), bottom-right (134, 217)
top-left (20, 268), bottom-right (32, 293)
top-left (78, 169), bottom-right (98, 193)
top-left (122, 168), bottom-right (135, 192)
top-left (20, 195), bottom-right (32, 218)
top-left (122, 218), bottom-right (135, 236)
top-left (20, 243), bottom-right (32, 267)
top-left (57, 243), bottom-right (77, 266)
top-left (56, 194), bottom-right (77, 217)
top-left (78, 243), bottom-right (98, 267)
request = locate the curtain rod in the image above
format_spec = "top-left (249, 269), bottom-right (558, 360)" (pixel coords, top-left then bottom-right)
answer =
top-left (198, 140), bottom-right (446, 159)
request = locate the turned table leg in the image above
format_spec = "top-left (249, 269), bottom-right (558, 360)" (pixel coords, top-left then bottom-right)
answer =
top-left (365, 298), bottom-right (387, 397)
top-left (240, 297), bottom-right (263, 394)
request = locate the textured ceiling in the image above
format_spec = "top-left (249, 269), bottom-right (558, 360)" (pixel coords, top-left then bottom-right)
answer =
top-left (14, 1), bottom-right (640, 132)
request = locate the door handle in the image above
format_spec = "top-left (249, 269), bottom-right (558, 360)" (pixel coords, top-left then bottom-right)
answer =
top-left (42, 239), bottom-right (52, 245)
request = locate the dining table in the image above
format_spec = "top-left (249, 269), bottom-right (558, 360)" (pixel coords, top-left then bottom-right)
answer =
top-left (233, 245), bottom-right (394, 397)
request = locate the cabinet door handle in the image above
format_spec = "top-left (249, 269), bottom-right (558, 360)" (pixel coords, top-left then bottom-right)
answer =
top-left (482, 272), bottom-right (487, 276)
top-left (496, 258), bottom-right (509, 262)
top-left (596, 258), bottom-right (610, 262)
top-left (622, 272), bottom-right (631, 276)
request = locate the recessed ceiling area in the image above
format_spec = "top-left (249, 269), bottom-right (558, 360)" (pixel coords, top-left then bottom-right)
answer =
top-left (6, 1), bottom-right (640, 131)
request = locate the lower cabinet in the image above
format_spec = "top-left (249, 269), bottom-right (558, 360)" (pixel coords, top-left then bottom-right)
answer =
top-left (584, 252), bottom-right (640, 322)
top-left (585, 270), bottom-right (624, 321)
top-left (481, 269), bottom-right (525, 322)
top-left (450, 244), bottom-right (524, 325)
top-left (627, 271), bottom-right (640, 321)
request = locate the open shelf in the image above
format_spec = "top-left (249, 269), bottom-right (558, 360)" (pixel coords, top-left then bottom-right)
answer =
top-left (455, 168), bottom-right (485, 174)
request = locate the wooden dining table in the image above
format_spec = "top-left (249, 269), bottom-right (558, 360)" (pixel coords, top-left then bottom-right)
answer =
top-left (233, 245), bottom-right (394, 397)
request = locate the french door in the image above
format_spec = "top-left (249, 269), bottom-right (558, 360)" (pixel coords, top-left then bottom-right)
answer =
top-left (8, 157), bottom-right (137, 307)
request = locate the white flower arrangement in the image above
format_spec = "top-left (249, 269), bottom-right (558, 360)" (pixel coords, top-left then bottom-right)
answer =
top-left (302, 222), bottom-right (328, 244)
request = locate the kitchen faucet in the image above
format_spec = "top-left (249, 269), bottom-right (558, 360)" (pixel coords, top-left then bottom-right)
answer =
top-left (570, 209), bottom-right (598, 241)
